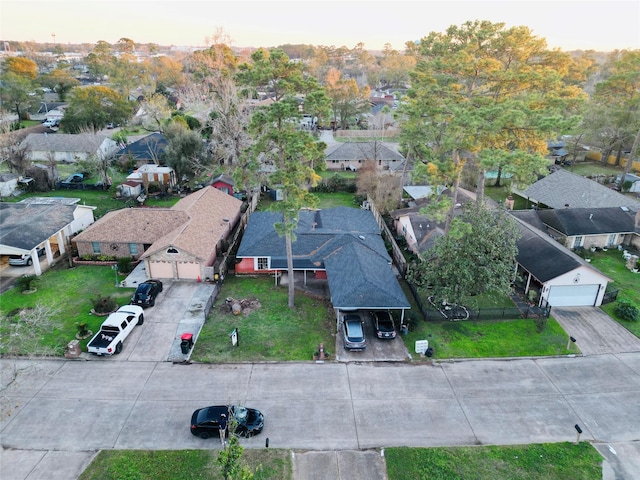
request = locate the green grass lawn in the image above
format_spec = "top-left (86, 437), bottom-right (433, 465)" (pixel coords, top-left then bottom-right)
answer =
top-left (78, 448), bottom-right (292, 480)
top-left (400, 282), bottom-right (570, 359)
top-left (589, 249), bottom-right (640, 337)
top-left (386, 442), bottom-right (603, 480)
top-left (192, 275), bottom-right (336, 362)
top-left (0, 264), bottom-right (135, 355)
top-left (564, 162), bottom-right (622, 177)
top-left (314, 191), bottom-right (358, 208)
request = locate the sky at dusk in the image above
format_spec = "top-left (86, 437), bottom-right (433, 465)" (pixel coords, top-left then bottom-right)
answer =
top-left (2, 0), bottom-right (639, 52)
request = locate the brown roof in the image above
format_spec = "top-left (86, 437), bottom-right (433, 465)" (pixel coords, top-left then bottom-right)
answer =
top-left (142, 187), bottom-right (243, 260)
top-left (74, 187), bottom-right (243, 261)
top-left (73, 208), bottom-right (188, 244)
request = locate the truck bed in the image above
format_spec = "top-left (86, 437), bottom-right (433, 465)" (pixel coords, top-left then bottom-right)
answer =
top-left (88, 328), bottom-right (119, 349)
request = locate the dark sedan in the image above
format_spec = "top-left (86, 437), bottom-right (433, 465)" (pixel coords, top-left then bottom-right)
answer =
top-left (131, 279), bottom-right (163, 307)
top-left (190, 405), bottom-right (264, 439)
top-left (372, 310), bottom-right (396, 339)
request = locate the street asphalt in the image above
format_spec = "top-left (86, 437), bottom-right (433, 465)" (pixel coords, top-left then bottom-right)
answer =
top-left (2, 268), bottom-right (640, 478)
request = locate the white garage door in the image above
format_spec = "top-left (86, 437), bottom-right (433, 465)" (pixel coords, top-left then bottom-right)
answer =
top-left (547, 284), bottom-right (599, 307)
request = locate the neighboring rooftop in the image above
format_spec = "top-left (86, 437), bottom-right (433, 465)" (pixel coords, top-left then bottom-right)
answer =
top-left (518, 169), bottom-right (640, 210)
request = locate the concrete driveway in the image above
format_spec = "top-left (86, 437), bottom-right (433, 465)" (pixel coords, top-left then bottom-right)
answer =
top-left (552, 307), bottom-right (640, 355)
top-left (2, 354), bottom-right (640, 479)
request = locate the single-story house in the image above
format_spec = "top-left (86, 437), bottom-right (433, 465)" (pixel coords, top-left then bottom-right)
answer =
top-left (324, 142), bottom-right (406, 172)
top-left (516, 169), bottom-right (640, 210)
top-left (533, 207), bottom-right (640, 251)
top-left (1, 197), bottom-right (96, 275)
top-left (118, 132), bottom-right (168, 165)
top-left (236, 206), bottom-right (411, 321)
top-left (126, 164), bottom-right (177, 189)
top-left (73, 186), bottom-right (244, 280)
top-left (20, 133), bottom-right (119, 163)
top-left (390, 187), bottom-right (476, 259)
top-left (510, 213), bottom-right (612, 307)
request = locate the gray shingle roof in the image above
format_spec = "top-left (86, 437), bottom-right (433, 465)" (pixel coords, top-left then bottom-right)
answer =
top-left (520, 170), bottom-right (640, 210)
top-left (0, 202), bottom-right (76, 251)
top-left (325, 142), bottom-right (405, 163)
top-left (237, 207), bottom-right (410, 310)
top-left (537, 207), bottom-right (637, 236)
top-left (20, 133), bottom-right (115, 154)
top-left (510, 213), bottom-right (610, 283)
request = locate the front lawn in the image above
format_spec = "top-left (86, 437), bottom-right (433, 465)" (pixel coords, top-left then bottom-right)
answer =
top-left (192, 275), bottom-right (336, 362)
top-left (589, 249), bottom-right (640, 337)
top-left (386, 442), bottom-right (602, 480)
top-left (0, 264), bottom-right (135, 355)
top-left (79, 448), bottom-right (292, 480)
top-left (400, 282), bottom-right (570, 359)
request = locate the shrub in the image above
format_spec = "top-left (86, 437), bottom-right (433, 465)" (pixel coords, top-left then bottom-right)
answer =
top-left (615, 301), bottom-right (639, 322)
top-left (91, 294), bottom-right (118, 314)
top-left (15, 275), bottom-right (38, 292)
top-left (77, 322), bottom-right (90, 337)
top-left (117, 256), bottom-right (134, 274)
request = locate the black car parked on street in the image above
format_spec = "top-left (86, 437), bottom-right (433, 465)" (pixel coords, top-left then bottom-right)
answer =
top-left (190, 405), bottom-right (264, 439)
top-left (131, 279), bottom-right (163, 307)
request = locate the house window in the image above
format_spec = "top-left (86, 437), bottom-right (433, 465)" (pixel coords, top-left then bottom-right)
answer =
top-left (606, 234), bottom-right (616, 246)
top-left (574, 236), bottom-right (584, 248)
top-left (167, 247), bottom-right (179, 254)
top-left (91, 242), bottom-right (101, 254)
top-left (256, 257), bottom-right (269, 270)
top-left (129, 244), bottom-right (138, 255)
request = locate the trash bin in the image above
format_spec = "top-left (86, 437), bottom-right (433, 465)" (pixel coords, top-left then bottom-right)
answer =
top-left (180, 333), bottom-right (193, 354)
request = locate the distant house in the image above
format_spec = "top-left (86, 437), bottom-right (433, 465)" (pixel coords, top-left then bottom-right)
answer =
top-left (210, 174), bottom-right (235, 195)
top-left (512, 207), bottom-right (640, 251)
top-left (118, 132), bottom-right (167, 165)
top-left (20, 133), bottom-right (119, 163)
top-left (126, 164), bottom-right (177, 190)
top-left (510, 213), bottom-right (612, 307)
top-left (236, 207), bottom-right (411, 319)
top-left (390, 187), bottom-right (477, 259)
top-left (516, 169), bottom-right (640, 210)
top-left (1, 197), bottom-right (96, 276)
top-left (73, 187), bottom-right (244, 280)
top-left (324, 142), bottom-right (405, 172)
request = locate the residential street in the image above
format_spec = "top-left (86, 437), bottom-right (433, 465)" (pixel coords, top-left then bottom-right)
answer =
top-left (2, 353), bottom-right (640, 479)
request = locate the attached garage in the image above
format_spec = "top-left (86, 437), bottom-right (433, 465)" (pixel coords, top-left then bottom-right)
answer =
top-left (148, 261), bottom-right (173, 279)
top-left (547, 284), bottom-right (600, 307)
top-left (177, 262), bottom-right (200, 279)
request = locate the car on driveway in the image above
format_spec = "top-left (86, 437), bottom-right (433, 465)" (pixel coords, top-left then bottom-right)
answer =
top-left (372, 310), bottom-right (396, 339)
top-left (131, 279), bottom-right (163, 307)
top-left (8, 247), bottom-right (46, 266)
top-left (190, 405), bottom-right (265, 439)
top-left (342, 313), bottom-right (366, 351)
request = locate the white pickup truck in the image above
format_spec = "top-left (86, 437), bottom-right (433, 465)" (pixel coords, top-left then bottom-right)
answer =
top-left (87, 305), bottom-right (144, 355)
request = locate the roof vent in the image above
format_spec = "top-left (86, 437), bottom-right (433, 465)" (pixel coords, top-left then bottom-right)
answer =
top-left (589, 213), bottom-right (593, 220)
top-left (358, 235), bottom-right (365, 240)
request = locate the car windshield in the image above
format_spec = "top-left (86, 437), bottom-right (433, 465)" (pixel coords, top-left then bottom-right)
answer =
top-left (233, 406), bottom-right (248, 421)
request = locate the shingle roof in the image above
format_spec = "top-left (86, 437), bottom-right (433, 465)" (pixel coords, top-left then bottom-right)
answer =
top-left (520, 170), bottom-right (640, 210)
top-left (0, 202), bottom-right (77, 251)
top-left (536, 207), bottom-right (637, 236)
top-left (325, 142), bottom-right (405, 163)
top-left (74, 187), bottom-right (243, 261)
top-left (142, 187), bottom-right (243, 260)
top-left (237, 207), bottom-right (410, 310)
top-left (20, 133), bottom-right (115, 153)
top-left (119, 133), bottom-right (167, 162)
top-left (510, 213), bottom-right (610, 283)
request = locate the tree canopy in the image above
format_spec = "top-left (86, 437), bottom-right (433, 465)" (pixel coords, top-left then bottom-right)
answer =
top-left (407, 201), bottom-right (520, 304)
